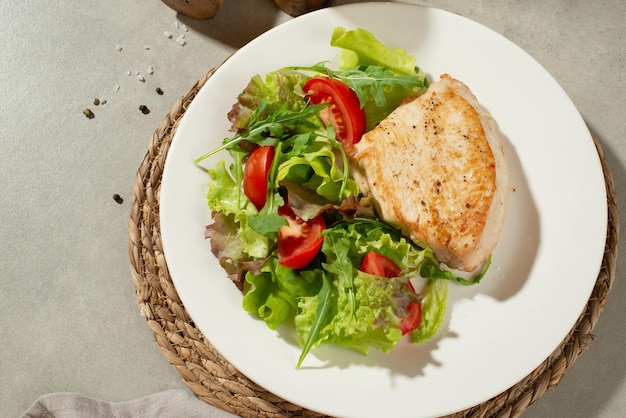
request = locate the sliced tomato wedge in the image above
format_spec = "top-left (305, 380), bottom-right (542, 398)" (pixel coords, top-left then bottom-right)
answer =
top-left (303, 76), bottom-right (366, 150)
top-left (399, 302), bottom-right (422, 335)
top-left (277, 204), bottom-right (326, 269)
top-left (360, 251), bottom-right (401, 278)
top-left (243, 145), bottom-right (275, 210)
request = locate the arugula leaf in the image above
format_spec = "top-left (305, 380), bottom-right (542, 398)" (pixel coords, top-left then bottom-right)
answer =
top-left (336, 65), bottom-right (426, 108)
top-left (230, 150), bottom-right (246, 211)
top-left (296, 271), bottom-right (332, 368)
top-left (295, 266), bottom-right (414, 361)
top-left (321, 229), bottom-right (356, 317)
top-left (194, 102), bottom-right (327, 164)
top-left (285, 62), bottom-right (427, 130)
top-left (288, 63), bottom-right (426, 107)
top-left (227, 70), bottom-right (310, 131)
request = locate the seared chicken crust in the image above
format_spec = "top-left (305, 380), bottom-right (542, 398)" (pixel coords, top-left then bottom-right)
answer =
top-left (349, 75), bottom-right (508, 272)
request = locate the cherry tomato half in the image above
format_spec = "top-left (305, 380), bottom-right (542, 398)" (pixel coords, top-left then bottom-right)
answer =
top-left (243, 146), bottom-right (275, 210)
top-left (399, 302), bottom-right (422, 335)
top-left (303, 77), bottom-right (366, 150)
top-left (277, 204), bottom-right (326, 270)
top-left (360, 251), bottom-right (402, 278)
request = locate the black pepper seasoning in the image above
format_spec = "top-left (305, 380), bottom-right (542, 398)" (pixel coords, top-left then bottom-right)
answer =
top-left (113, 194), bottom-right (124, 204)
top-left (139, 105), bottom-right (150, 115)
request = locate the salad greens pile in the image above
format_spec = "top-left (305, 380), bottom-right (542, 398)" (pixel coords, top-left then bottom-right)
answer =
top-left (196, 27), bottom-right (486, 368)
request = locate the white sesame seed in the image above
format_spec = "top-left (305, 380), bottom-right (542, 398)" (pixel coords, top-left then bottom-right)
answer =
top-left (175, 36), bottom-right (187, 46)
top-left (137, 74), bottom-right (145, 82)
top-left (163, 31), bottom-right (173, 39)
top-left (148, 66), bottom-right (154, 75)
top-left (143, 45), bottom-right (150, 50)
top-left (115, 44), bottom-right (122, 51)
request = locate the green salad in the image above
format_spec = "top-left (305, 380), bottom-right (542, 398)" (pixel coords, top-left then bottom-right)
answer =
top-left (196, 27), bottom-right (488, 368)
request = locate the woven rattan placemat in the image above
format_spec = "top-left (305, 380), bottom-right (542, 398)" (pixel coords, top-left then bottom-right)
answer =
top-left (128, 66), bottom-right (619, 418)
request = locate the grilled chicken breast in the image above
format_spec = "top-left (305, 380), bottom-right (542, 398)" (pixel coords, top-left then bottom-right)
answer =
top-left (349, 74), bottom-right (508, 272)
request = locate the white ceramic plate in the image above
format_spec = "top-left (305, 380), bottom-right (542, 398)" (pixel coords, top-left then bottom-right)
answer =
top-left (160, 3), bottom-right (607, 417)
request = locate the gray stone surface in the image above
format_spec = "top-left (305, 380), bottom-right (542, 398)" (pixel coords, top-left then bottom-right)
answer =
top-left (1, 1), bottom-right (624, 417)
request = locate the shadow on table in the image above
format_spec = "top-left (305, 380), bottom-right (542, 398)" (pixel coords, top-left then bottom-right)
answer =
top-left (172, 0), bottom-right (391, 49)
top-left (172, 0), bottom-right (278, 49)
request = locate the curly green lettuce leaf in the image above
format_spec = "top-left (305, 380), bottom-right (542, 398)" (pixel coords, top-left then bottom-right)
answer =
top-left (206, 157), bottom-right (246, 214)
top-left (277, 132), bottom-right (359, 203)
top-left (206, 160), bottom-right (269, 258)
top-left (295, 270), bottom-right (417, 359)
top-left (410, 278), bottom-right (448, 344)
top-left (327, 218), bottom-right (428, 273)
top-left (331, 26), bottom-right (420, 76)
top-left (228, 70), bottom-right (310, 131)
top-left (293, 218), bottom-right (422, 365)
top-left (328, 26), bottom-right (429, 129)
top-left (243, 258), bottom-right (321, 330)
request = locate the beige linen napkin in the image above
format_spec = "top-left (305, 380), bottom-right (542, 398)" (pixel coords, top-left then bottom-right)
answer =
top-left (22, 389), bottom-right (237, 418)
